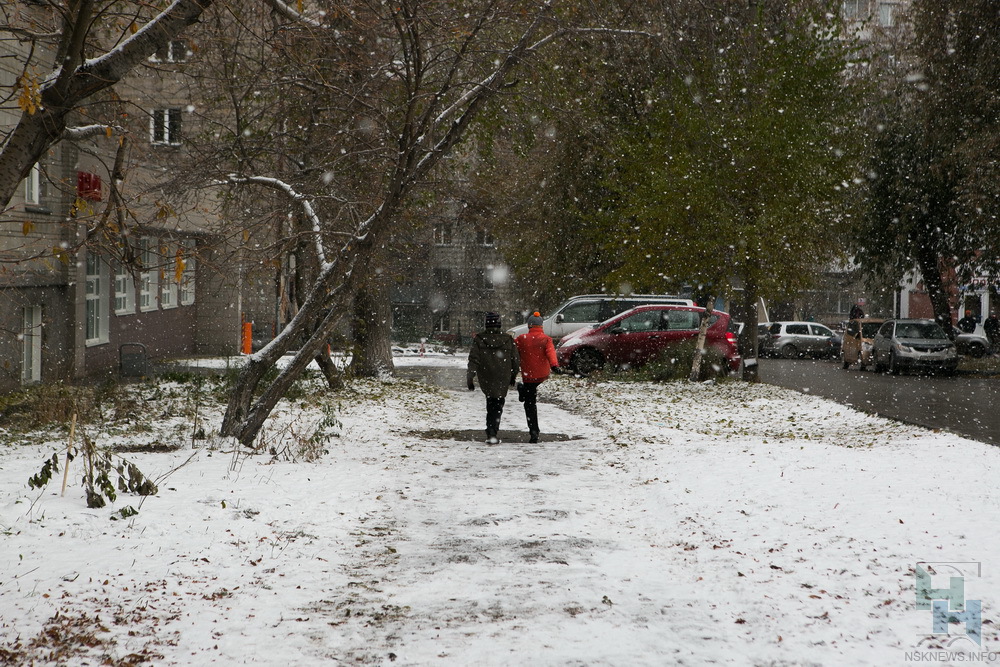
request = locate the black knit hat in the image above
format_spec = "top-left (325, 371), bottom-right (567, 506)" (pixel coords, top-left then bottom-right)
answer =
top-left (484, 312), bottom-right (501, 329)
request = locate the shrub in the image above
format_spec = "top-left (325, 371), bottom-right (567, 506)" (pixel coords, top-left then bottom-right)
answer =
top-left (619, 340), bottom-right (730, 382)
top-left (0, 383), bottom-right (97, 431)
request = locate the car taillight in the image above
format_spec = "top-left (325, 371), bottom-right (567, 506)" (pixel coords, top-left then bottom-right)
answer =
top-left (726, 332), bottom-right (738, 345)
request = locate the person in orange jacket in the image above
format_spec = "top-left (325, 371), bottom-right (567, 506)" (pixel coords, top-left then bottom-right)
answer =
top-left (514, 311), bottom-right (559, 443)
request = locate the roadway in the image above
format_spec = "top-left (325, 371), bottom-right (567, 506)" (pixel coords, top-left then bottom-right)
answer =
top-left (758, 357), bottom-right (1000, 446)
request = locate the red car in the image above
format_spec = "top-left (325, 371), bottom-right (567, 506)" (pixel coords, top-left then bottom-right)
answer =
top-left (555, 304), bottom-right (741, 376)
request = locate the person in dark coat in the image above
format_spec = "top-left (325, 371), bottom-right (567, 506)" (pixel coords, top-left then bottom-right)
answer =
top-left (515, 311), bottom-right (559, 443)
top-left (957, 310), bottom-right (979, 334)
top-left (849, 303), bottom-right (865, 320)
top-left (985, 314), bottom-right (1000, 354)
top-left (467, 312), bottom-right (520, 444)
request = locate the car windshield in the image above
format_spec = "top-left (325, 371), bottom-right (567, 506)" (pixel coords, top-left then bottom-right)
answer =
top-left (895, 322), bottom-right (947, 339)
top-left (860, 322), bottom-right (882, 337)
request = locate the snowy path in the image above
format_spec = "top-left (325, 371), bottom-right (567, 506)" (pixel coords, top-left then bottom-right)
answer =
top-left (326, 386), bottom-right (696, 665)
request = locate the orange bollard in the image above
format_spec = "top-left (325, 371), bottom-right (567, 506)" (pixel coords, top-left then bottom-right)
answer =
top-left (241, 321), bottom-right (252, 354)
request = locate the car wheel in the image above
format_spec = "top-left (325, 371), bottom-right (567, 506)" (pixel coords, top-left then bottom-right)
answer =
top-left (572, 348), bottom-right (604, 376)
top-left (968, 342), bottom-right (987, 358)
top-left (889, 351), bottom-right (901, 375)
top-left (780, 344), bottom-right (798, 359)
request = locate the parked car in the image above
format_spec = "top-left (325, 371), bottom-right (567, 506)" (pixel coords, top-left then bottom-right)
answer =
top-left (728, 321), bottom-right (773, 357)
top-left (763, 321), bottom-right (840, 359)
top-left (955, 323), bottom-right (991, 358)
top-left (758, 322), bottom-right (771, 354)
top-left (555, 304), bottom-right (741, 375)
top-left (841, 318), bottom-right (885, 369)
top-left (507, 294), bottom-right (694, 342)
top-left (870, 319), bottom-right (958, 375)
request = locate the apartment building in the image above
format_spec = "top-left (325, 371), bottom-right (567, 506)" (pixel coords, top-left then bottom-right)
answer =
top-left (0, 4), bottom-right (240, 391)
top-left (391, 204), bottom-right (516, 346)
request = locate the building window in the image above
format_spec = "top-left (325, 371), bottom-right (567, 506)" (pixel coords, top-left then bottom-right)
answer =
top-left (476, 230), bottom-right (494, 247)
top-left (85, 253), bottom-right (109, 345)
top-left (843, 0), bottom-right (863, 20)
top-left (151, 108), bottom-right (182, 145)
top-left (160, 243), bottom-right (178, 309)
top-left (878, 1), bottom-right (897, 26)
top-left (180, 240), bottom-right (196, 305)
top-left (433, 314), bottom-right (451, 333)
top-left (114, 263), bottom-right (135, 315)
top-left (140, 238), bottom-right (159, 312)
top-left (433, 268), bottom-right (452, 288)
top-left (153, 39), bottom-right (189, 63)
top-left (24, 163), bottom-right (40, 205)
top-left (433, 223), bottom-right (452, 246)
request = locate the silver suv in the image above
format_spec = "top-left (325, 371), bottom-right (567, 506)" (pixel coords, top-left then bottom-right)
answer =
top-left (763, 321), bottom-right (839, 359)
top-left (507, 294), bottom-right (694, 342)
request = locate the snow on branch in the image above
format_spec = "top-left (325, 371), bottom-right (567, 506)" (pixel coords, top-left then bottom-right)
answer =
top-left (433, 13), bottom-right (655, 129)
top-left (433, 8), bottom-right (553, 127)
top-left (58, 0), bottom-right (212, 97)
top-left (261, 0), bottom-right (325, 28)
top-left (227, 174), bottom-right (328, 265)
top-left (62, 124), bottom-right (123, 141)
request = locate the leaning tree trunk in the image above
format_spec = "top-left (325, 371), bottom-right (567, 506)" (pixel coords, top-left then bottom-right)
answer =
top-left (689, 299), bottom-right (715, 381)
top-left (348, 276), bottom-right (394, 378)
top-left (221, 275), bottom-right (355, 447)
top-left (291, 226), bottom-right (343, 389)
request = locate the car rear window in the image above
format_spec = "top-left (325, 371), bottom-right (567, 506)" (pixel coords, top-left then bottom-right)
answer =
top-left (560, 301), bottom-right (602, 323)
top-left (860, 322), bottom-right (882, 337)
top-left (619, 310), bottom-right (662, 332)
top-left (665, 310), bottom-right (699, 330)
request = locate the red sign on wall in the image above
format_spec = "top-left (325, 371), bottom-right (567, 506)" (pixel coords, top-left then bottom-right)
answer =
top-left (76, 171), bottom-right (102, 201)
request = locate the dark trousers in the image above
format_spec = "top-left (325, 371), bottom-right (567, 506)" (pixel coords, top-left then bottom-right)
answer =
top-left (486, 396), bottom-right (505, 437)
top-left (521, 382), bottom-right (541, 434)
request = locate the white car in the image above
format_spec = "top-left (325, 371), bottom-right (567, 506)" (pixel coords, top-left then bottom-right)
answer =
top-left (762, 321), bottom-right (839, 359)
top-left (507, 294), bottom-right (694, 342)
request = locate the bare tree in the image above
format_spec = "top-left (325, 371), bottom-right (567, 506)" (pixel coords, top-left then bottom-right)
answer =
top-left (207, 2), bottom-right (575, 446)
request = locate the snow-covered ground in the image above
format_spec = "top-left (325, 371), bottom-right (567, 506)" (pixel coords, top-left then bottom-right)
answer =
top-left (1, 353), bottom-right (998, 665)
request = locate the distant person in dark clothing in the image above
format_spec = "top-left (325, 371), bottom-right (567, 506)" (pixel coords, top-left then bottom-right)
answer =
top-left (985, 314), bottom-right (1000, 353)
top-left (514, 311), bottom-right (559, 444)
top-left (467, 312), bottom-right (519, 444)
top-left (849, 303), bottom-right (865, 320)
top-left (957, 310), bottom-right (979, 334)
